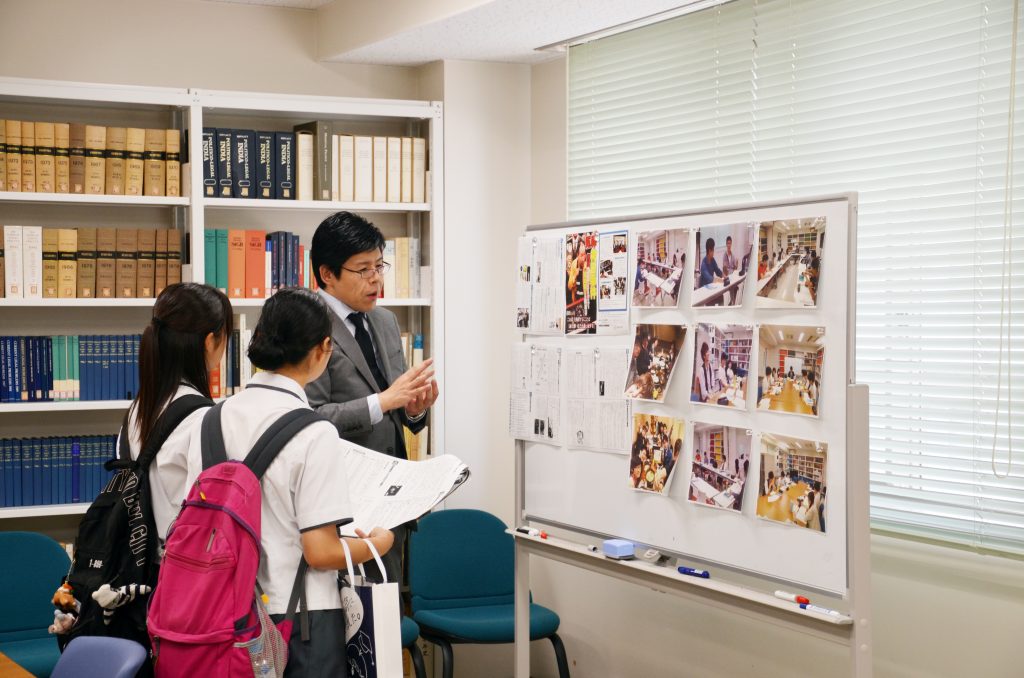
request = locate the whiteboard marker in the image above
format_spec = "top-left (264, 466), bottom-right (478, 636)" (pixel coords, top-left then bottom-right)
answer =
top-left (774, 590), bottom-right (810, 605)
top-left (677, 566), bottom-right (710, 579)
top-left (515, 527), bottom-right (539, 537)
top-left (799, 603), bottom-right (842, 616)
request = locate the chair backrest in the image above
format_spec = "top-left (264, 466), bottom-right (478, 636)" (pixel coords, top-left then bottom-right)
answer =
top-left (0, 531), bottom-right (71, 642)
top-left (51, 636), bottom-right (148, 678)
top-left (409, 509), bottom-right (514, 612)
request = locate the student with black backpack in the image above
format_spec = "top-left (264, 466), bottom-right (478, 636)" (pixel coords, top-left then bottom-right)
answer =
top-left (54, 283), bottom-right (232, 667)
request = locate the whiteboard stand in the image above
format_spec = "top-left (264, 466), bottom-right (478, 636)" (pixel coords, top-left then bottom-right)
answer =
top-left (514, 384), bottom-right (871, 677)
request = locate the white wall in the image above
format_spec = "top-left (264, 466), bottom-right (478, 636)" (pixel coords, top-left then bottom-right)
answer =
top-left (523, 54), bottom-right (1024, 678)
top-left (0, 0), bottom-right (419, 99)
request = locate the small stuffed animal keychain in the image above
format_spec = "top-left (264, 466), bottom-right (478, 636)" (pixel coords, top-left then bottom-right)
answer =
top-left (48, 581), bottom-right (80, 635)
top-left (92, 583), bottom-right (152, 625)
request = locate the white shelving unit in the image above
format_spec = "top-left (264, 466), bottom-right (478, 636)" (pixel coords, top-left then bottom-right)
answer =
top-left (0, 76), bottom-right (445, 525)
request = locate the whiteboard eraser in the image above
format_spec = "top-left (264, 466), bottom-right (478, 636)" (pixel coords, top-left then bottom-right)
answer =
top-left (602, 539), bottom-right (635, 560)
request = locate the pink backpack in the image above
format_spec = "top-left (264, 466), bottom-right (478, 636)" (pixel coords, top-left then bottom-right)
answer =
top-left (147, 403), bottom-right (324, 677)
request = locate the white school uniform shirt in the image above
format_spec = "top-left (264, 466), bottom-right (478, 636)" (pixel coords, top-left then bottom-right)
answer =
top-left (185, 371), bottom-right (353, 616)
top-left (121, 383), bottom-right (210, 541)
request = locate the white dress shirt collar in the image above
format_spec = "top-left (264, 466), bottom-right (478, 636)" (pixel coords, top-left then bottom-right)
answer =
top-left (249, 370), bottom-right (310, 406)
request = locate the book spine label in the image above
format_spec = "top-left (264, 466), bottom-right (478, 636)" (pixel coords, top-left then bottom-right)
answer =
top-left (5, 121), bottom-right (21, 192)
top-left (42, 228), bottom-right (59, 298)
top-left (58, 229), bottom-right (78, 298)
top-left (22, 226), bottom-right (42, 299)
top-left (104, 127), bottom-right (127, 195)
top-left (154, 228), bottom-right (168, 295)
top-left (21, 121), bottom-right (35, 193)
top-left (54, 123), bottom-right (70, 193)
top-left (216, 129), bottom-right (233, 197)
top-left (35, 122), bottom-right (55, 193)
top-left (165, 129), bottom-right (181, 197)
top-left (166, 229), bottom-right (182, 285)
top-left (124, 128), bottom-right (144, 197)
top-left (96, 228), bottom-right (117, 298)
top-left (77, 227), bottom-right (98, 298)
top-left (202, 128), bottom-right (217, 197)
top-left (231, 130), bottom-right (255, 198)
top-left (274, 132), bottom-right (295, 200)
top-left (136, 228), bottom-right (156, 298)
top-left (245, 230), bottom-right (265, 298)
top-left (227, 230), bottom-right (245, 298)
top-left (84, 125), bottom-right (106, 195)
top-left (68, 123), bottom-right (85, 194)
top-left (144, 129), bottom-right (166, 196)
top-left (256, 132), bottom-right (274, 199)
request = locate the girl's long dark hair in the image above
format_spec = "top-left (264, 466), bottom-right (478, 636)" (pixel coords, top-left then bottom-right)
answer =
top-left (133, 282), bottom-right (232, 446)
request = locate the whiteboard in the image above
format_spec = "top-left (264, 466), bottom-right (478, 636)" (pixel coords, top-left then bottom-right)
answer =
top-left (519, 195), bottom-right (855, 595)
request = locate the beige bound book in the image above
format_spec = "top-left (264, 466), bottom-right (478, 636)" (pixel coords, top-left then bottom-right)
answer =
top-left (154, 228), bottom-right (168, 295)
top-left (165, 129), bottom-right (181, 197)
top-left (34, 122), bottom-right (55, 193)
top-left (144, 129), bottom-right (166, 196)
top-left (84, 125), bottom-right (106, 194)
top-left (21, 121), bottom-right (36, 192)
top-left (76, 226), bottom-right (97, 298)
top-left (68, 124), bottom-right (86, 194)
top-left (95, 227), bottom-right (117, 298)
top-left (125, 128), bottom-right (145, 196)
top-left (42, 228), bottom-right (59, 298)
top-left (136, 228), bottom-right (156, 297)
top-left (412, 137), bottom-right (426, 203)
top-left (104, 127), bottom-right (127, 195)
top-left (115, 228), bottom-right (138, 297)
top-left (54, 123), bottom-right (70, 193)
top-left (400, 137), bottom-right (412, 203)
top-left (0, 118), bottom-right (6, 192)
top-left (57, 228), bottom-right (77, 298)
top-left (166, 229), bottom-right (182, 285)
top-left (5, 120), bottom-right (21, 192)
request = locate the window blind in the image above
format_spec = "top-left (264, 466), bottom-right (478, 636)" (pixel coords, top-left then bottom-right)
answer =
top-left (568, 0), bottom-right (1024, 554)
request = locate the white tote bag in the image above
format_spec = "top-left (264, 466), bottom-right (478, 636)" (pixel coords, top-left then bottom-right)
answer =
top-left (339, 539), bottom-right (403, 678)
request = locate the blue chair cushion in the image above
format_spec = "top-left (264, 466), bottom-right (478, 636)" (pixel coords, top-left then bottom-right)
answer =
top-left (413, 603), bottom-right (559, 643)
top-left (401, 616), bottom-right (420, 648)
top-left (50, 637), bottom-right (148, 678)
top-left (0, 637), bottom-right (61, 678)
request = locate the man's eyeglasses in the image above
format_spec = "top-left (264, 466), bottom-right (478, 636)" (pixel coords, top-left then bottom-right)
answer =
top-left (341, 262), bottom-right (392, 280)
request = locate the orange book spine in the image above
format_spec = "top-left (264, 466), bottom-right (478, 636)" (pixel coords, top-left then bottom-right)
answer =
top-left (244, 230), bottom-right (265, 298)
top-left (227, 229), bottom-right (246, 298)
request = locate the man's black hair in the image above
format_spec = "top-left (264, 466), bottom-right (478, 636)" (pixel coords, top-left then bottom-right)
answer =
top-left (310, 211), bottom-right (385, 287)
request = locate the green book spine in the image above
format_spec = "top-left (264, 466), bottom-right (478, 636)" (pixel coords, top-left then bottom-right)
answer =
top-left (215, 229), bottom-right (228, 292)
top-left (53, 335), bottom-right (64, 401)
top-left (71, 335), bottom-right (80, 400)
top-left (204, 229), bottom-right (216, 286)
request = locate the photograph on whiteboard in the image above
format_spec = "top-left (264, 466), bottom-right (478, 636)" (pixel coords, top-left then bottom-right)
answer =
top-left (690, 322), bottom-right (753, 409)
top-left (756, 324), bottom-right (823, 417)
top-left (629, 413), bottom-right (685, 494)
top-left (597, 230), bottom-right (629, 334)
top-left (692, 223), bottom-right (754, 307)
top-left (624, 324), bottom-right (687, 402)
top-left (757, 433), bottom-right (828, 533)
top-left (515, 236), bottom-right (532, 329)
top-left (565, 231), bottom-right (599, 334)
top-left (756, 216), bottom-right (824, 308)
top-left (688, 422), bottom-right (752, 512)
top-left (632, 227), bottom-right (687, 308)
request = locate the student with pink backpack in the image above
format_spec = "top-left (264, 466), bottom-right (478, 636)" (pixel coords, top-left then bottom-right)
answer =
top-left (147, 288), bottom-right (394, 677)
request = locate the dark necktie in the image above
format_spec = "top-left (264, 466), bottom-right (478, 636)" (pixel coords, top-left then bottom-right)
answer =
top-left (348, 312), bottom-right (389, 391)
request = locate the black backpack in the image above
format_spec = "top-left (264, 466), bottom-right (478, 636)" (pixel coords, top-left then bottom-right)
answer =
top-left (60, 394), bottom-right (213, 657)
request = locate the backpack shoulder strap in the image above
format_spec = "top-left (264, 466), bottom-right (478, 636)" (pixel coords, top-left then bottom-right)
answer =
top-left (117, 409), bottom-right (132, 462)
top-left (243, 409), bottom-right (325, 480)
top-left (200, 401), bottom-right (230, 470)
top-left (138, 394), bottom-right (214, 471)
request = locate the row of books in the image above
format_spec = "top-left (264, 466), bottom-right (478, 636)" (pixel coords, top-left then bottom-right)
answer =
top-left (202, 228), bottom-right (424, 299)
top-left (202, 125), bottom-right (427, 203)
top-left (0, 121), bottom-right (181, 196)
top-left (204, 229), bottom-right (317, 299)
top-left (0, 435), bottom-right (116, 507)
top-left (1, 225), bottom-right (183, 299)
top-left (0, 335), bottom-right (140, 403)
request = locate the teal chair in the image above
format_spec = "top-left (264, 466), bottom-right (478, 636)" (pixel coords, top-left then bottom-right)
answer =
top-left (0, 532), bottom-right (71, 678)
top-left (401, 615), bottom-right (426, 678)
top-left (409, 509), bottom-right (569, 678)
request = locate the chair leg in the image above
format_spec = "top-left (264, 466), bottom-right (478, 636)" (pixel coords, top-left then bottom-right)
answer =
top-left (409, 642), bottom-right (427, 678)
top-left (436, 637), bottom-right (454, 678)
top-left (549, 633), bottom-right (571, 678)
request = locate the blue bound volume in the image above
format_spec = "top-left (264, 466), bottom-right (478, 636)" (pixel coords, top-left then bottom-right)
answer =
top-left (274, 132), bottom-right (295, 200)
top-left (256, 131), bottom-right (275, 199)
top-left (232, 130), bottom-right (256, 198)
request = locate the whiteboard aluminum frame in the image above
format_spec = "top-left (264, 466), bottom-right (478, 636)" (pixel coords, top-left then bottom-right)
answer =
top-left (513, 194), bottom-right (871, 677)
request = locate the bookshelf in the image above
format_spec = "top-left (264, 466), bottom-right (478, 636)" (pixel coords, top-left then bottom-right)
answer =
top-left (0, 77), bottom-right (445, 527)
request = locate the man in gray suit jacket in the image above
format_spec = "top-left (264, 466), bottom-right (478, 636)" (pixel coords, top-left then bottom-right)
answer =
top-left (305, 211), bottom-right (438, 581)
